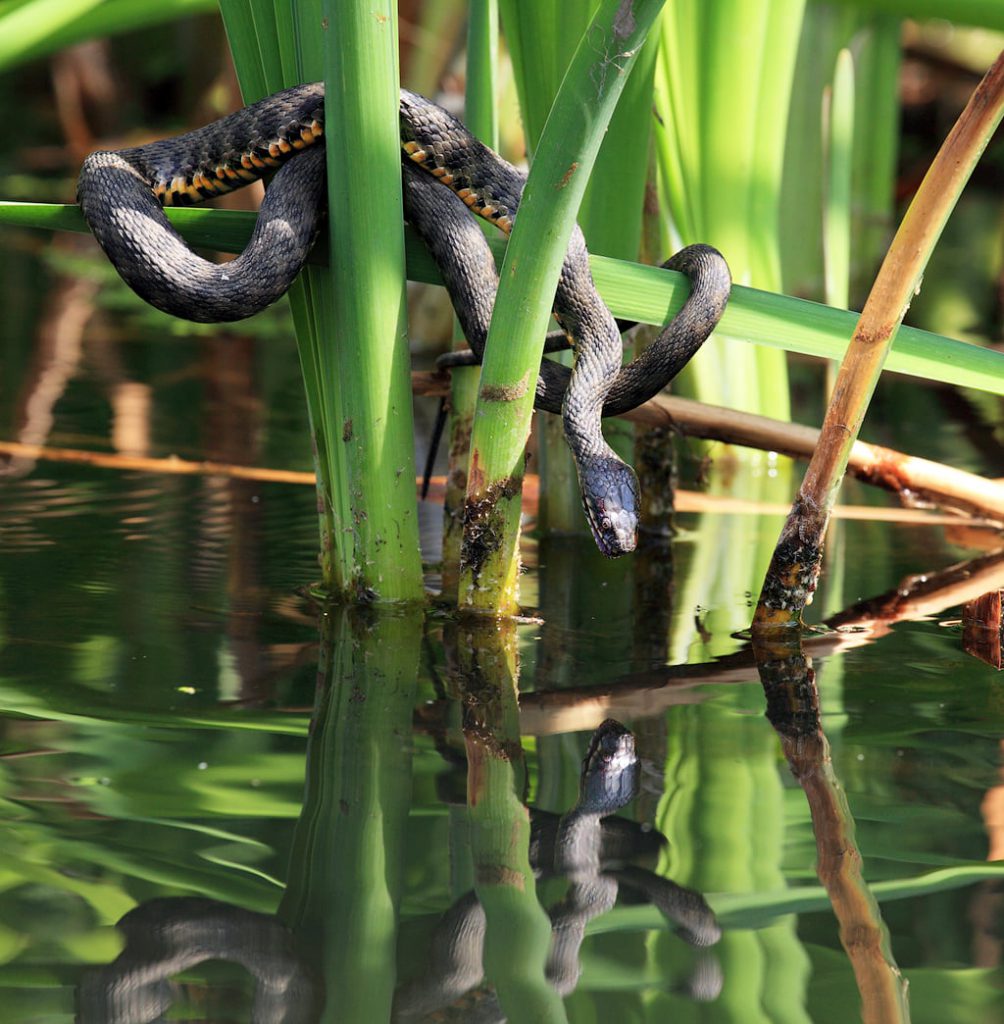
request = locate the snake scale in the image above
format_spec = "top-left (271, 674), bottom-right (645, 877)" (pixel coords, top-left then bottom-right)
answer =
top-left (77, 84), bottom-right (731, 556)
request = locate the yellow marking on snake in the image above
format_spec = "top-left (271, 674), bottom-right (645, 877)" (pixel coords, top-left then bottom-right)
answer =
top-left (277, 139), bottom-right (292, 154)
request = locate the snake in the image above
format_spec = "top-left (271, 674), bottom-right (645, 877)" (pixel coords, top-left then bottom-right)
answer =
top-left (76, 84), bottom-right (731, 557)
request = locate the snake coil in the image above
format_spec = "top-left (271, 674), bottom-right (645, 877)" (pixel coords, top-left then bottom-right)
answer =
top-left (77, 85), bottom-right (731, 556)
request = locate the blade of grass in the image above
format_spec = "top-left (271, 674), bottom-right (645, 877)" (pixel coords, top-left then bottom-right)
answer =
top-left (499, 0), bottom-right (661, 540)
top-left (823, 48), bottom-right (855, 312)
top-left (753, 49), bottom-right (1004, 632)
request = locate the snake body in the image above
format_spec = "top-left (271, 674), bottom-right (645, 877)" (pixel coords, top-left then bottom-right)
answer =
top-left (77, 84), bottom-right (731, 556)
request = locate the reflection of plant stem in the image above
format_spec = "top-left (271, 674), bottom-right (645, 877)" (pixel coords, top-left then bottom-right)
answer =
top-left (447, 618), bottom-right (567, 1022)
top-left (280, 606), bottom-right (421, 1024)
top-left (757, 641), bottom-right (911, 1024)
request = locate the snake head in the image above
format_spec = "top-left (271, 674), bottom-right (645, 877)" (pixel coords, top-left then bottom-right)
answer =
top-left (580, 719), bottom-right (638, 814)
top-left (577, 454), bottom-right (639, 557)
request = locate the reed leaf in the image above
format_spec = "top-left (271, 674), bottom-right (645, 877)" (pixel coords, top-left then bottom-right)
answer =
top-left (4, 199), bottom-right (1003, 395)
top-left (499, 0), bottom-right (662, 540)
top-left (0, 0), bottom-right (216, 71)
top-left (828, 0), bottom-right (1004, 32)
top-left (654, 0), bottom-right (806, 420)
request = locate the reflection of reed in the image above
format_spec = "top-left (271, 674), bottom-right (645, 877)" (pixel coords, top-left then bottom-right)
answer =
top-left (281, 605), bottom-right (421, 1023)
top-left (394, 715), bottom-right (721, 1021)
top-left (1, 240), bottom-right (96, 478)
top-left (419, 546), bottom-right (1004, 737)
top-left (757, 642), bottom-right (911, 1024)
top-left (444, 617), bottom-right (566, 1022)
top-left (973, 740), bottom-right (1004, 968)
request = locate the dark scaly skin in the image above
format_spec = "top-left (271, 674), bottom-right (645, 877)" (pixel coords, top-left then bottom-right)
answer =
top-left (77, 85), bottom-right (730, 556)
top-left (403, 166), bottom-right (731, 550)
top-left (77, 84), bottom-right (328, 323)
top-left (399, 93), bottom-right (651, 554)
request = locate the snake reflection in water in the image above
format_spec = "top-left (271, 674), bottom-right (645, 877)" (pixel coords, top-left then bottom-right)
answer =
top-left (77, 84), bottom-right (731, 556)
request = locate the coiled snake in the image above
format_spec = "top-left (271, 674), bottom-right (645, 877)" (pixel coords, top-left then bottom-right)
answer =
top-left (77, 84), bottom-right (731, 556)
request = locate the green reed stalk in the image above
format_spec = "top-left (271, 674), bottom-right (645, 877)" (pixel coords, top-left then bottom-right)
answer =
top-left (458, 0), bottom-right (667, 615)
top-left (655, 0), bottom-right (805, 420)
top-left (780, 7), bottom-right (900, 301)
top-left (320, 0), bottom-right (423, 603)
top-left (497, 0), bottom-right (580, 537)
top-left (224, 0), bottom-right (422, 601)
top-left (823, 49), bottom-right (854, 312)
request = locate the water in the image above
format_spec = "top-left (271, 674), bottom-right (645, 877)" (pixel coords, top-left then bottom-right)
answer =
top-left (1, 235), bottom-right (1003, 1022)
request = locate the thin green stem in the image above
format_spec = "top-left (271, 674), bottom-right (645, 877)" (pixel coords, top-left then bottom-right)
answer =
top-left (458, 0), bottom-right (668, 615)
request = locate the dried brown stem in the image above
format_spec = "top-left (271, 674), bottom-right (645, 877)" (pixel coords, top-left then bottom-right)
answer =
top-left (753, 50), bottom-right (1004, 631)
top-left (415, 371), bottom-right (1004, 523)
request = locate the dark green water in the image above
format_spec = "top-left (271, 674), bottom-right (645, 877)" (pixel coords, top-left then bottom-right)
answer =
top-left (1, 234), bottom-right (1003, 1023)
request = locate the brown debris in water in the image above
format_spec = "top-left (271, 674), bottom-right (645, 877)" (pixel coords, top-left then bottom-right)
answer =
top-left (962, 589), bottom-right (1004, 670)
